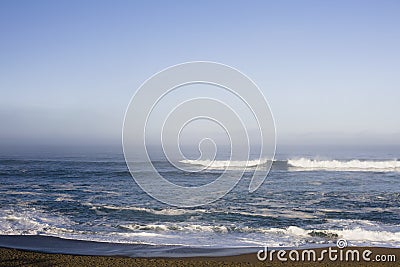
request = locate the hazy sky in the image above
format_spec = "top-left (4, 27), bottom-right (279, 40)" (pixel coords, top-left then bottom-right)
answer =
top-left (1, 0), bottom-right (399, 148)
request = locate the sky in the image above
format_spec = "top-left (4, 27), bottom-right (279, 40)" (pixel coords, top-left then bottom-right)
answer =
top-left (0, 0), bottom-right (400, 149)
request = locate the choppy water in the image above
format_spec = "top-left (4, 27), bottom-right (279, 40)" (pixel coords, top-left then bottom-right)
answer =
top-left (0, 146), bottom-right (399, 256)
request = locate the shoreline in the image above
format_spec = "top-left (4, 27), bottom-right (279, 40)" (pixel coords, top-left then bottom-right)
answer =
top-left (1, 246), bottom-right (398, 267)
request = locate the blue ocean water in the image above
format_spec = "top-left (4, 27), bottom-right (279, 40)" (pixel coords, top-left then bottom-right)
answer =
top-left (0, 145), bottom-right (399, 256)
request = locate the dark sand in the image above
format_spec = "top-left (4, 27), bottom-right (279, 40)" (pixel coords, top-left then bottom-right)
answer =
top-left (0, 247), bottom-right (398, 266)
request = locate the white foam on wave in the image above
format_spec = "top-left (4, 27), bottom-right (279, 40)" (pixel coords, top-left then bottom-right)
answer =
top-left (179, 159), bottom-right (269, 169)
top-left (87, 204), bottom-right (321, 219)
top-left (89, 204), bottom-right (207, 216)
top-left (0, 208), bottom-right (75, 235)
top-left (339, 228), bottom-right (400, 243)
top-left (120, 223), bottom-right (230, 234)
top-left (119, 221), bottom-right (400, 247)
top-left (1, 207), bottom-right (399, 247)
top-left (288, 158), bottom-right (400, 172)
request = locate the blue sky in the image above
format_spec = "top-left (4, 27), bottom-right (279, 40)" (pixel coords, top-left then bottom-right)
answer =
top-left (1, 0), bottom-right (399, 147)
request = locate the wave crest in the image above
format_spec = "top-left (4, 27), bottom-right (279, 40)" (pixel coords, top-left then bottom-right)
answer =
top-left (288, 158), bottom-right (400, 172)
top-left (179, 159), bottom-right (269, 169)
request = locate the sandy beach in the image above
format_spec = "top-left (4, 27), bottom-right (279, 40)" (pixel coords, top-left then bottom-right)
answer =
top-left (0, 247), bottom-right (398, 267)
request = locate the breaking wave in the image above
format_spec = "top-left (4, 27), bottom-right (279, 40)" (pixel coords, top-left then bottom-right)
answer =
top-left (288, 158), bottom-right (400, 172)
top-left (179, 159), bottom-right (270, 169)
top-left (180, 158), bottom-right (400, 172)
top-left (1, 208), bottom-right (399, 247)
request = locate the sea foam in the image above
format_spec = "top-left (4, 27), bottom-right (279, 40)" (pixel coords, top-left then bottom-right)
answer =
top-left (288, 158), bottom-right (400, 172)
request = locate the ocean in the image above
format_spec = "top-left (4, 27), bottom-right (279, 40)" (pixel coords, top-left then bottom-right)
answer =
top-left (0, 145), bottom-right (399, 257)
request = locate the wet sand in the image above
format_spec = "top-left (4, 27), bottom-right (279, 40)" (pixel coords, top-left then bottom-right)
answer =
top-left (0, 247), bottom-right (398, 266)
